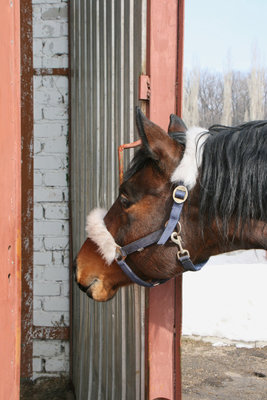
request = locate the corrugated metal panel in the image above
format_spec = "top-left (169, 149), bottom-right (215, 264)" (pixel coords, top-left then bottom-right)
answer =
top-left (70, 1), bottom-right (147, 399)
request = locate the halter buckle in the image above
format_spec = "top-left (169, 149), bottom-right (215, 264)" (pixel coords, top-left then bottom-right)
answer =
top-left (173, 185), bottom-right (188, 204)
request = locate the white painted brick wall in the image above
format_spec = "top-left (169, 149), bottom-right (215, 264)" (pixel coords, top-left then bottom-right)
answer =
top-left (33, 0), bottom-right (69, 379)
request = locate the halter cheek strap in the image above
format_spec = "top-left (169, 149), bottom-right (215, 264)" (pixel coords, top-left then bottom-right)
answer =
top-left (157, 185), bottom-right (188, 245)
top-left (114, 184), bottom-right (207, 287)
top-left (115, 229), bottom-right (168, 288)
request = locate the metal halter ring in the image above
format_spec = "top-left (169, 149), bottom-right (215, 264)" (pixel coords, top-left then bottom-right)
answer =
top-left (115, 246), bottom-right (126, 261)
top-left (173, 185), bottom-right (188, 204)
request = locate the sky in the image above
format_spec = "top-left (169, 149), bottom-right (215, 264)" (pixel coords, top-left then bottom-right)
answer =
top-left (184, 0), bottom-right (267, 72)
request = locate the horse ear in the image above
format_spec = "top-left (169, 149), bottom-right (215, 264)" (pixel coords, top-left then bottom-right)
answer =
top-left (135, 107), bottom-right (183, 171)
top-left (168, 114), bottom-right (187, 134)
top-left (135, 107), bottom-right (169, 154)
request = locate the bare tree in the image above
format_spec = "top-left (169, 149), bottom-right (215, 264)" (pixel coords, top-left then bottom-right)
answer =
top-left (231, 71), bottom-right (249, 125)
top-left (183, 67), bottom-right (200, 126)
top-left (198, 69), bottom-right (224, 127)
top-left (221, 70), bottom-right (232, 126)
top-left (247, 47), bottom-right (264, 120)
top-left (183, 53), bottom-right (267, 129)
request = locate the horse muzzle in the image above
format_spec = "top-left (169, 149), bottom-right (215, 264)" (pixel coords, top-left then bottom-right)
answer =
top-left (73, 238), bottom-right (125, 301)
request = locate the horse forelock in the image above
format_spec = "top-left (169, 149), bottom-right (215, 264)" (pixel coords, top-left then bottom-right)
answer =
top-left (171, 126), bottom-right (209, 189)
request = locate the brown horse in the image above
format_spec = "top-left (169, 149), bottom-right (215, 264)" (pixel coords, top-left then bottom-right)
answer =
top-left (74, 108), bottom-right (267, 301)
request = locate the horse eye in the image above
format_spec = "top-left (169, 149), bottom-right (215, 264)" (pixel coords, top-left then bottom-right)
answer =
top-left (119, 194), bottom-right (132, 209)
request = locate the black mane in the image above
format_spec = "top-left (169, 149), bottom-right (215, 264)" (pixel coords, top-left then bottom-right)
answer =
top-left (199, 121), bottom-right (267, 236)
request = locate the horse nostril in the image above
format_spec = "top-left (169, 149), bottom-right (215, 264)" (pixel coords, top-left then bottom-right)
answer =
top-left (86, 278), bottom-right (99, 298)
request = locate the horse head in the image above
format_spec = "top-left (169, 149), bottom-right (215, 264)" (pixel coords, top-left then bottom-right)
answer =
top-left (75, 109), bottom-right (195, 301)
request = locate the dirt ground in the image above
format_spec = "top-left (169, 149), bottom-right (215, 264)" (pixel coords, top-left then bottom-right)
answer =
top-left (20, 376), bottom-right (75, 400)
top-left (20, 339), bottom-right (267, 399)
top-left (182, 338), bottom-right (267, 400)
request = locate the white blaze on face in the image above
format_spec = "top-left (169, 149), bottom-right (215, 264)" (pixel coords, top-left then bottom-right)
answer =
top-left (171, 127), bottom-right (209, 190)
top-left (86, 208), bottom-right (117, 265)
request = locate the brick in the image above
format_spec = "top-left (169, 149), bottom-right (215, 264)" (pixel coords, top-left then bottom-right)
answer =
top-left (34, 251), bottom-right (52, 265)
top-left (35, 88), bottom-right (66, 108)
top-left (61, 158), bottom-right (69, 170)
top-left (34, 122), bottom-right (68, 138)
top-left (34, 266), bottom-right (45, 280)
top-left (34, 187), bottom-right (64, 202)
top-left (45, 204), bottom-right (69, 219)
top-left (33, 19), bottom-right (68, 39)
top-left (45, 358), bottom-right (69, 373)
top-left (34, 139), bottom-right (42, 154)
top-left (33, 39), bottom-right (43, 68)
top-left (43, 266), bottom-right (69, 281)
top-left (42, 137), bottom-right (68, 154)
top-left (44, 237), bottom-right (69, 250)
top-left (44, 171), bottom-right (68, 187)
top-left (33, 340), bottom-right (69, 357)
top-left (41, 5), bottom-right (68, 21)
top-left (40, 53), bottom-right (69, 69)
top-left (34, 102), bottom-right (43, 121)
top-left (42, 105), bottom-right (68, 120)
top-left (42, 37), bottom-right (68, 58)
top-left (34, 237), bottom-right (44, 251)
top-left (34, 204), bottom-right (43, 220)
top-left (43, 296), bottom-right (69, 312)
top-left (33, 357), bottom-right (42, 372)
top-left (61, 281), bottom-right (69, 297)
top-left (42, 76), bottom-right (68, 91)
top-left (34, 171), bottom-right (43, 186)
top-left (34, 155), bottom-right (62, 170)
top-left (34, 220), bottom-right (68, 236)
top-left (63, 255), bottom-right (70, 267)
top-left (33, 310), bottom-right (69, 327)
top-left (34, 282), bottom-right (61, 296)
top-left (62, 188), bottom-right (69, 201)
top-left (34, 298), bottom-right (42, 310)
top-left (34, 75), bottom-right (43, 89)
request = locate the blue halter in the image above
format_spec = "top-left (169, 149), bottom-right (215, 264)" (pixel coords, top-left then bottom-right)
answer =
top-left (115, 184), bottom-right (207, 287)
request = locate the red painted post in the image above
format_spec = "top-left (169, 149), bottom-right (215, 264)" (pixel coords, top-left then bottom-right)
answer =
top-left (147, 0), bottom-right (184, 399)
top-left (0, 1), bottom-right (21, 399)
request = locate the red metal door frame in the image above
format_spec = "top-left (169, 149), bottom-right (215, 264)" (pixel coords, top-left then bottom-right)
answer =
top-left (146, 0), bottom-right (184, 399)
top-left (0, 0), bottom-right (22, 398)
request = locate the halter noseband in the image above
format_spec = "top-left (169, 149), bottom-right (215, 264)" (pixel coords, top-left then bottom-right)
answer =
top-left (115, 183), bottom-right (207, 288)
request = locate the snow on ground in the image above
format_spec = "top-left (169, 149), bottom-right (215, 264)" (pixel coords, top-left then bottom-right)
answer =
top-left (182, 250), bottom-right (267, 343)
